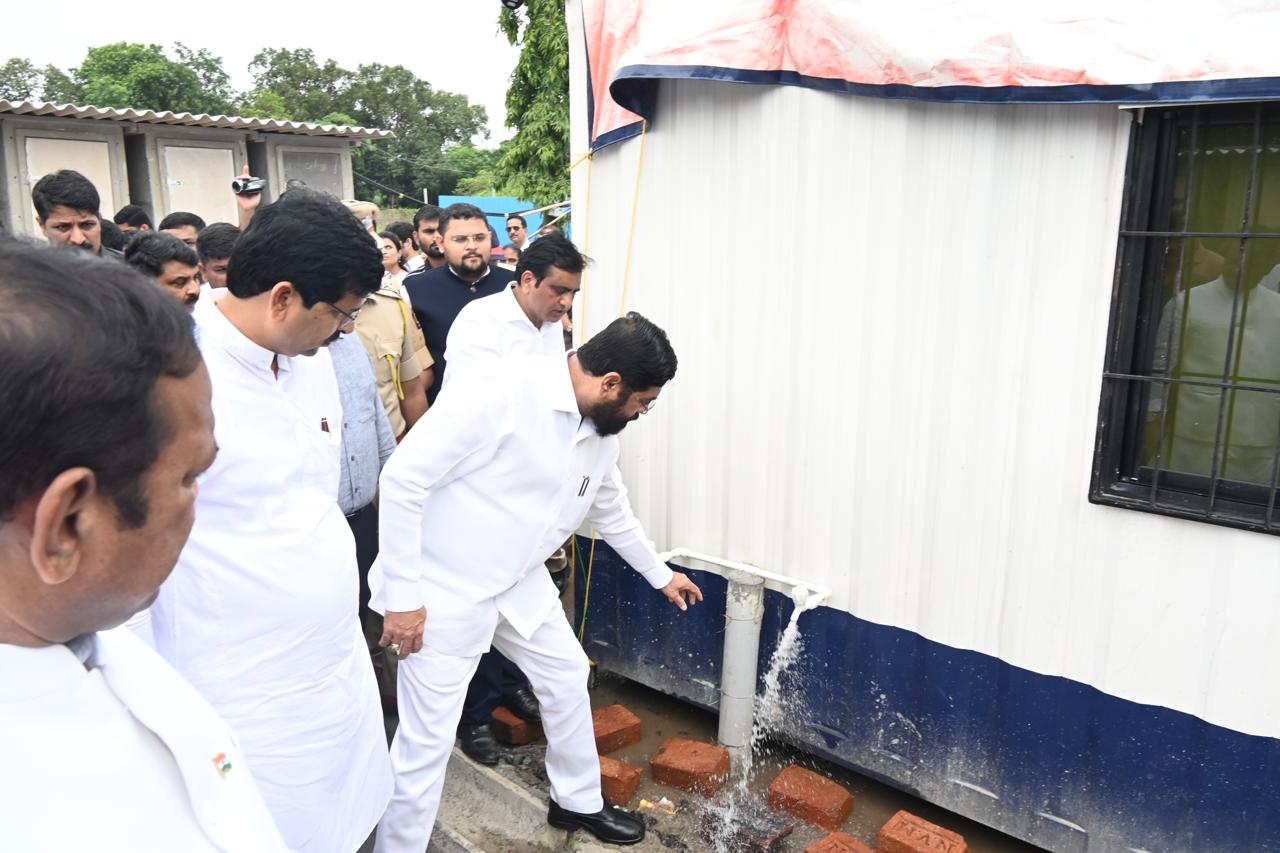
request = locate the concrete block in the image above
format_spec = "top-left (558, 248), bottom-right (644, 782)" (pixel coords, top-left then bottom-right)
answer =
top-left (878, 809), bottom-right (970, 853)
top-left (599, 755), bottom-right (643, 806)
top-left (491, 706), bottom-right (543, 745)
top-left (805, 832), bottom-right (876, 853)
top-left (649, 737), bottom-right (730, 796)
top-left (591, 704), bottom-right (642, 754)
top-left (767, 765), bottom-right (854, 830)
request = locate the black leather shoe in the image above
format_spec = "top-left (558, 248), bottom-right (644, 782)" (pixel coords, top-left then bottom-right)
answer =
top-left (547, 798), bottom-right (645, 845)
top-left (501, 686), bottom-right (542, 723)
top-left (458, 724), bottom-right (499, 766)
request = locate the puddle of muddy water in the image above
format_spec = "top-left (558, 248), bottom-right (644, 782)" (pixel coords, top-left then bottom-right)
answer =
top-left (578, 672), bottom-right (1045, 853)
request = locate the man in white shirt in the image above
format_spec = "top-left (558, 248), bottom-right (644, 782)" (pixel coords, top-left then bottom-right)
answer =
top-left (0, 239), bottom-right (286, 852)
top-left (506, 212), bottom-right (531, 249)
top-left (372, 312), bottom-right (703, 851)
top-left (145, 189), bottom-right (393, 852)
top-left (444, 233), bottom-right (585, 765)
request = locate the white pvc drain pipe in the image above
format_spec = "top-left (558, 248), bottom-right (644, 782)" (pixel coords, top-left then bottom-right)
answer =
top-left (657, 548), bottom-right (832, 761)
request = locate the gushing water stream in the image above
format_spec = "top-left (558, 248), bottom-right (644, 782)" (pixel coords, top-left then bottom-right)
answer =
top-left (708, 589), bottom-right (823, 852)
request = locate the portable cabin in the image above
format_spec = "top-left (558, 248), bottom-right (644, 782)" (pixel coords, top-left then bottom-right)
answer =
top-left (567, 3), bottom-right (1280, 850)
top-left (0, 100), bottom-right (390, 236)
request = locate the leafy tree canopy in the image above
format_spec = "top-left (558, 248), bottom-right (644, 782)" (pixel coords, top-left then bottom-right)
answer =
top-left (0, 44), bottom-right (502, 206)
top-left (496, 0), bottom-right (570, 206)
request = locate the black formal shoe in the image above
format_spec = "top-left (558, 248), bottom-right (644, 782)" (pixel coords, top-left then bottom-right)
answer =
top-left (458, 724), bottom-right (499, 766)
top-left (547, 798), bottom-right (645, 845)
top-left (501, 686), bottom-right (542, 723)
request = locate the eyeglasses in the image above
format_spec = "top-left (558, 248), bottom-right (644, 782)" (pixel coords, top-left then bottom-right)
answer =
top-left (638, 397), bottom-right (657, 414)
top-left (326, 301), bottom-right (362, 327)
top-left (448, 235), bottom-right (492, 246)
top-left (506, 225), bottom-right (522, 232)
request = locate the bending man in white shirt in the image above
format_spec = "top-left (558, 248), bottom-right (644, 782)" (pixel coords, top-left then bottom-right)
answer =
top-left (0, 240), bottom-right (286, 852)
top-left (144, 189), bottom-right (393, 852)
top-left (373, 313), bottom-right (703, 851)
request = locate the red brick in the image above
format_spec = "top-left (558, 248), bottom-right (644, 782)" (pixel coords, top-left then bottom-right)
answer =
top-left (767, 765), bottom-right (854, 830)
top-left (592, 704), bottom-right (642, 755)
top-left (649, 737), bottom-right (730, 796)
top-left (877, 810), bottom-right (970, 853)
top-left (491, 706), bottom-right (543, 745)
top-left (805, 832), bottom-right (875, 853)
top-left (599, 755), bottom-right (643, 806)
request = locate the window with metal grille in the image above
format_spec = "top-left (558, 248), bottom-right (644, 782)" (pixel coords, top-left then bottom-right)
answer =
top-left (1093, 103), bottom-right (1280, 533)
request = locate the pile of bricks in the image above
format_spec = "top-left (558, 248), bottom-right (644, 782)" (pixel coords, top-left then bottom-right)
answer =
top-left (804, 809), bottom-right (970, 853)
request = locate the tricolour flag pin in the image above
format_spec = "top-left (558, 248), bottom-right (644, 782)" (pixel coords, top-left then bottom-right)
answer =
top-left (212, 752), bottom-right (232, 776)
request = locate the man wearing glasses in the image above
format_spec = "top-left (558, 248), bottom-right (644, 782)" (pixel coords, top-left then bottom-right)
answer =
top-left (135, 189), bottom-right (393, 852)
top-left (404, 203), bottom-right (517, 404)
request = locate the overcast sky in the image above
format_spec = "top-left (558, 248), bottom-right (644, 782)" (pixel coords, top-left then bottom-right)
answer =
top-left (0, 5), bottom-right (521, 144)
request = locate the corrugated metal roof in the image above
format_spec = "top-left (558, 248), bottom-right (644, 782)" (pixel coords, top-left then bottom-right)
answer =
top-left (0, 100), bottom-right (393, 139)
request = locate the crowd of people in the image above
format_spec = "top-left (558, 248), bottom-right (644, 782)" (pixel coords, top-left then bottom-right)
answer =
top-left (0, 168), bottom-right (703, 852)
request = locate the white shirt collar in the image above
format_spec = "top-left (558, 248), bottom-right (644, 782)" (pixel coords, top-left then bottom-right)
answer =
top-left (194, 295), bottom-right (286, 376)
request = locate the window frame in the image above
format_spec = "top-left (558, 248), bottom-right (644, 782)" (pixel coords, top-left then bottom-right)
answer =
top-left (1091, 103), bottom-right (1280, 534)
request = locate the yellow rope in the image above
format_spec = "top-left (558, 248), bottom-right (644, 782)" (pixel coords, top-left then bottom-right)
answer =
top-left (617, 119), bottom-right (648, 316)
top-left (576, 533), bottom-right (599, 643)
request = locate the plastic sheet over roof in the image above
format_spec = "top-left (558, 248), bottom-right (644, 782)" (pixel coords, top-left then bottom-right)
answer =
top-left (0, 100), bottom-right (393, 139)
top-left (583, 0), bottom-right (1280, 149)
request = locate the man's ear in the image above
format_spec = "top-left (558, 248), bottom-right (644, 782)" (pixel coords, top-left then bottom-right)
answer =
top-left (600, 372), bottom-right (625, 395)
top-left (519, 270), bottom-right (538, 289)
top-left (28, 468), bottom-right (99, 586)
top-left (267, 281), bottom-right (297, 321)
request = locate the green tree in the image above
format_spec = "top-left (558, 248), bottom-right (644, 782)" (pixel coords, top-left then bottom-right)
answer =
top-left (0, 58), bottom-right (41, 101)
top-left (246, 50), bottom-right (489, 205)
top-left (40, 65), bottom-right (80, 104)
top-left (497, 0), bottom-right (570, 205)
top-left (71, 43), bottom-right (232, 114)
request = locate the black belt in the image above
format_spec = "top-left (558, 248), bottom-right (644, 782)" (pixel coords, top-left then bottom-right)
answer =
top-left (345, 502), bottom-right (375, 520)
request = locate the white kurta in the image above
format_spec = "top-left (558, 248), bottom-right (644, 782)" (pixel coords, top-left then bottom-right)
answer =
top-left (0, 626), bottom-right (287, 852)
top-left (370, 356), bottom-right (673, 653)
top-left (148, 298), bottom-right (392, 853)
top-left (443, 285), bottom-right (565, 382)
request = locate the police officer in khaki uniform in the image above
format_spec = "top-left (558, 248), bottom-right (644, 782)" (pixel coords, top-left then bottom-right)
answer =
top-left (342, 199), bottom-right (433, 436)
top-left (355, 279), bottom-right (432, 436)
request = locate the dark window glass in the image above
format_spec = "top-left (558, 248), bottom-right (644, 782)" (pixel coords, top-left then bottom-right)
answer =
top-left (1093, 104), bottom-right (1280, 532)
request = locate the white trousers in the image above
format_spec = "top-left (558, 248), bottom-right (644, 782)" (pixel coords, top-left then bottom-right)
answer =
top-left (373, 609), bottom-right (602, 853)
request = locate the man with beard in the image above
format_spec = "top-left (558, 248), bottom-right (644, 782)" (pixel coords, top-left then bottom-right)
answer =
top-left (124, 231), bottom-right (202, 312)
top-left (371, 312), bottom-right (703, 852)
top-left (403, 204), bottom-right (516, 404)
top-left (410, 204), bottom-right (446, 271)
top-left (31, 170), bottom-right (122, 260)
top-left (140, 188), bottom-right (393, 852)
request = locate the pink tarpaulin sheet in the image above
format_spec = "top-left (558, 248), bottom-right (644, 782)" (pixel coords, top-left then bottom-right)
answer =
top-left (584, 0), bottom-right (1280, 149)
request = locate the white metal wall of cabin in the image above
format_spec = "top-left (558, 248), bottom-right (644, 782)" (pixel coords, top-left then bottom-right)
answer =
top-left (568, 63), bottom-right (1280, 740)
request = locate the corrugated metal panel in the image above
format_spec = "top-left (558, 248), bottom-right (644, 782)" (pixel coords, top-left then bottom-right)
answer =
top-left (0, 100), bottom-right (392, 139)
top-left (570, 79), bottom-right (1280, 741)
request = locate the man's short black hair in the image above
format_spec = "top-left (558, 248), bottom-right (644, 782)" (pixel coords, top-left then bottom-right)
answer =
top-left (0, 237), bottom-right (201, 526)
top-left (99, 218), bottom-right (129, 252)
top-left (124, 232), bottom-right (200, 278)
top-left (158, 211), bottom-right (207, 233)
top-left (439, 203), bottom-right (487, 235)
top-left (196, 222), bottom-right (240, 263)
top-left (228, 188), bottom-right (381, 306)
top-left (113, 204), bottom-right (153, 229)
top-left (577, 312), bottom-right (677, 392)
top-left (506, 213), bottom-right (527, 228)
top-left (31, 170), bottom-right (100, 220)
top-left (386, 221), bottom-right (415, 245)
top-left (412, 205), bottom-right (442, 230)
top-left (516, 234), bottom-right (586, 284)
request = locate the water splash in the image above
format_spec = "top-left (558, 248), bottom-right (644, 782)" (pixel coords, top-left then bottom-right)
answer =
top-left (707, 588), bottom-right (823, 852)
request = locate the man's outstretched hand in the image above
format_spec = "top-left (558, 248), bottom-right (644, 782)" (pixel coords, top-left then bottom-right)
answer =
top-left (661, 572), bottom-right (703, 611)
